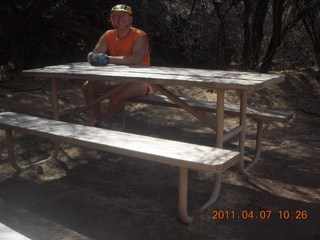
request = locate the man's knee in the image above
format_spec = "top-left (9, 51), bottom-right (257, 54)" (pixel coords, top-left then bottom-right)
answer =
top-left (82, 81), bottom-right (91, 98)
top-left (82, 80), bottom-right (107, 95)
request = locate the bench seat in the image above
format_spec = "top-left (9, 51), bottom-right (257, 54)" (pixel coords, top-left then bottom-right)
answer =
top-left (127, 94), bottom-right (292, 122)
top-left (0, 223), bottom-right (31, 240)
top-left (126, 94), bottom-right (292, 170)
top-left (0, 112), bottom-right (241, 223)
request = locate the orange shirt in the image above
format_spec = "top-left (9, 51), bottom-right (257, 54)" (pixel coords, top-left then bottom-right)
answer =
top-left (105, 27), bottom-right (150, 66)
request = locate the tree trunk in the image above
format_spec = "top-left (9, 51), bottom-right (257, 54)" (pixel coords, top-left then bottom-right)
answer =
top-left (300, 0), bottom-right (320, 71)
top-left (250, 0), bottom-right (270, 69)
top-left (212, 0), bottom-right (229, 69)
top-left (242, 0), bottom-right (270, 70)
top-left (241, 0), bottom-right (251, 70)
top-left (258, 0), bottom-right (285, 73)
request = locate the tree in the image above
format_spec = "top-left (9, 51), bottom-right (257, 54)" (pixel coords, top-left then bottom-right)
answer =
top-left (242, 0), bottom-right (270, 70)
top-left (0, 0), bottom-right (109, 72)
top-left (258, 0), bottom-right (285, 73)
top-left (0, 0), bottom-right (54, 69)
top-left (298, 0), bottom-right (320, 70)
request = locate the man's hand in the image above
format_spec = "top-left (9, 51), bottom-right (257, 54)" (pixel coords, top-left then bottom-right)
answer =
top-left (88, 52), bottom-right (109, 66)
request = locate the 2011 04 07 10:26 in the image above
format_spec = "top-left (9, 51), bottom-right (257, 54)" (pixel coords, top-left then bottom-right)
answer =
top-left (212, 210), bottom-right (308, 220)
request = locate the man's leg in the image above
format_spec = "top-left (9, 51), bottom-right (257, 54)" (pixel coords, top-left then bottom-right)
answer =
top-left (105, 82), bottom-right (148, 125)
top-left (81, 80), bottom-right (112, 120)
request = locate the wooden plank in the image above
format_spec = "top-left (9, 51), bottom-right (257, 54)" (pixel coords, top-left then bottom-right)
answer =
top-left (128, 94), bottom-right (292, 122)
top-left (0, 223), bottom-right (31, 240)
top-left (22, 63), bottom-right (285, 91)
top-left (0, 112), bottom-right (241, 173)
top-left (25, 63), bottom-right (281, 81)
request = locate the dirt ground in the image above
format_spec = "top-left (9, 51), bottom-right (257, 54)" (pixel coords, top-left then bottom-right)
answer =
top-left (0, 70), bottom-right (319, 240)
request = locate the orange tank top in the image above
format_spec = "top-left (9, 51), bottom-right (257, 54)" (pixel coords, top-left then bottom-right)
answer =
top-left (105, 27), bottom-right (150, 66)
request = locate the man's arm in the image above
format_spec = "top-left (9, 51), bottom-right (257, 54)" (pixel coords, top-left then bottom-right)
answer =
top-left (91, 33), bottom-right (108, 53)
top-left (109, 35), bottom-right (148, 65)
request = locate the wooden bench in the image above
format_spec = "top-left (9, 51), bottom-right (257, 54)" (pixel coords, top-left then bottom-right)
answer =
top-left (0, 112), bottom-right (241, 223)
top-left (0, 223), bottom-right (31, 240)
top-left (125, 94), bottom-right (293, 170)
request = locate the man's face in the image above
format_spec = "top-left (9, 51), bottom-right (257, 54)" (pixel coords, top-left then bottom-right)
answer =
top-left (111, 12), bottom-right (132, 30)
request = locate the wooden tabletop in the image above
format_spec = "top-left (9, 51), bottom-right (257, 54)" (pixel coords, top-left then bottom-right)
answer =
top-left (23, 62), bottom-right (285, 91)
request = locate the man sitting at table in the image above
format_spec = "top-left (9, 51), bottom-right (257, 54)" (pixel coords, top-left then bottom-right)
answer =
top-left (82, 4), bottom-right (152, 129)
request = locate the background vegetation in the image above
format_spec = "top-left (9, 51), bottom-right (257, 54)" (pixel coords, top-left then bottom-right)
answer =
top-left (1, 0), bottom-right (320, 77)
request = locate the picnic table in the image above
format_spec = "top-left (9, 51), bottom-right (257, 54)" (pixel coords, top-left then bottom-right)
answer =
top-left (9, 62), bottom-right (286, 222)
top-left (22, 62), bottom-right (285, 171)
